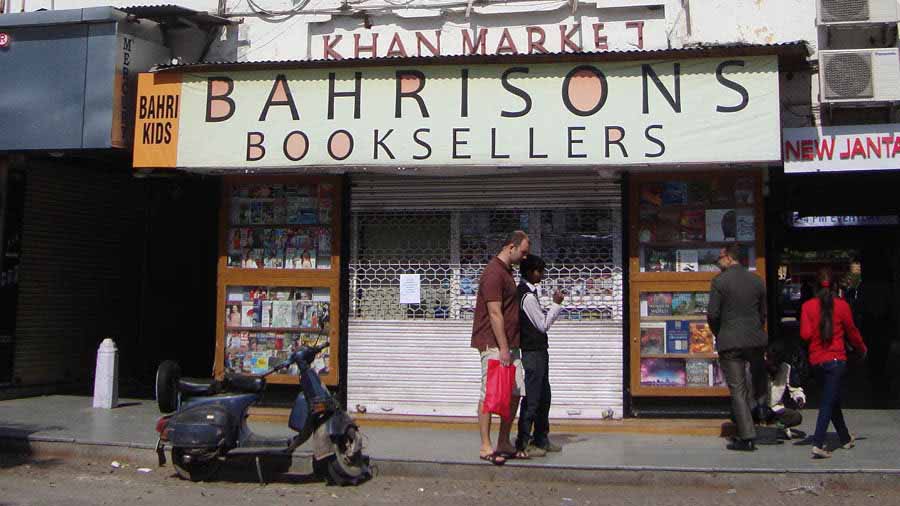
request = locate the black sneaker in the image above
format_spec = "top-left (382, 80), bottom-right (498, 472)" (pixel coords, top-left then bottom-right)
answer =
top-left (726, 439), bottom-right (756, 452)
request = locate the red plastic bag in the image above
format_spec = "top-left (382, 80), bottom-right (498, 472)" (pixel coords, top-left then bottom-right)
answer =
top-left (482, 359), bottom-right (516, 421)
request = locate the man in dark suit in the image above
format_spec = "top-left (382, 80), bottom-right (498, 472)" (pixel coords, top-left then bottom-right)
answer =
top-left (708, 244), bottom-right (768, 451)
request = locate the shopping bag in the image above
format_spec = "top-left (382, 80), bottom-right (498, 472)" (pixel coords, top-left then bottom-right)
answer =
top-left (482, 359), bottom-right (516, 421)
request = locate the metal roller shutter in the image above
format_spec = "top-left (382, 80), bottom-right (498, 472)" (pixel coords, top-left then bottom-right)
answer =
top-left (13, 161), bottom-right (144, 387)
top-left (348, 320), bottom-right (623, 419)
top-left (347, 172), bottom-right (624, 420)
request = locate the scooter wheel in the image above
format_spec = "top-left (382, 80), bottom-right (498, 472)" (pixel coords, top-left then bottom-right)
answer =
top-left (171, 448), bottom-right (222, 482)
top-left (155, 360), bottom-right (181, 413)
top-left (318, 427), bottom-right (371, 486)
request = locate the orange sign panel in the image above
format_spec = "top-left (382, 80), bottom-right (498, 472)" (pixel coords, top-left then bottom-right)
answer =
top-left (133, 72), bottom-right (182, 168)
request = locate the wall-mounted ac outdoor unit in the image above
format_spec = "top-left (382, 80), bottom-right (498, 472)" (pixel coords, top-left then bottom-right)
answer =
top-left (818, 0), bottom-right (899, 25)
top-left (819, 48), bottom-right (900, 104)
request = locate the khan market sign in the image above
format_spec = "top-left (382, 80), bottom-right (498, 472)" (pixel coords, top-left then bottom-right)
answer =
top-left (133, 56), bottom-right (780, 170)
top-left (783, 123), bottom-right (900, 173)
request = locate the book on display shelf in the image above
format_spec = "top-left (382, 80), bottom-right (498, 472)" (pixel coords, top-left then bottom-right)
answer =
top-left (645, 292), bottom-right (673, 316)
top-left (689, 322), bottom-right (715, 353)
top-left (640, 323), bottom-right (666, 355)
top-left (706, 209), bottom-right (737, 242)
top-left (640, 358), bottom-right (687, 387)
top-left (665, 320), bottom-right (690, 354)
top-left (685, 359), bottom-right (713, 386)
top-left (675, 249), bottom-right (699, 273)
top-left (671, 293), bottom-right (695, 315)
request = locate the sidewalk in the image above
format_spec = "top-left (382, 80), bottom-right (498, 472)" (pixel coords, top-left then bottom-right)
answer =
top-left (1, 395), bottom-right (899, 479)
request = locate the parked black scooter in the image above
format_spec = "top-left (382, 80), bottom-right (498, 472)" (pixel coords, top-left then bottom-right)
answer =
top-left (154, 342), bottom-right (370, 486)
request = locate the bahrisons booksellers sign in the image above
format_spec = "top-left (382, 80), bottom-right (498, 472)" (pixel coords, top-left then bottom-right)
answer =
top-left (133, 56), bottom-right (779, 170)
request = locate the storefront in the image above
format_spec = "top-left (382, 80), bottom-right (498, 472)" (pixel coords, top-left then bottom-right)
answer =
top-left (132, 43), bottom-right (796, 418)
top-left (773, 124), bottom-right (900, 407)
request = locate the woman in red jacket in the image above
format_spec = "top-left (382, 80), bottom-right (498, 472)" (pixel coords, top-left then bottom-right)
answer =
top-left (800, 268), bottom-right (868, 459)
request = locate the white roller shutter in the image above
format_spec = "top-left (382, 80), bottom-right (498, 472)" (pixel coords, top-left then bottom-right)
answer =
top-left (348, 320), bottom-right (623, 419)
top-left (347, 171), bottom-right (623, 420)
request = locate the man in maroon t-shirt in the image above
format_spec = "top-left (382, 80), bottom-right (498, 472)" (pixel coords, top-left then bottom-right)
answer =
top-left (471, 230), bottom-right (530, 465)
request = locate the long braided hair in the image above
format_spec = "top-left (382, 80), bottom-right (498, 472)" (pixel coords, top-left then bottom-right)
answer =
top-left (816, 267), bottom-right (835, 345)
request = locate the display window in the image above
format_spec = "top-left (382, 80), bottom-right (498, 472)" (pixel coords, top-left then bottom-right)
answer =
top-left (628, 171), bottom-right (765, 396)
top-left (215, 176), bottom-right (342, 386)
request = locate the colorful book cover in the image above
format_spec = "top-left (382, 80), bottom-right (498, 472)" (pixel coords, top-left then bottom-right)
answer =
top-left (241, 301), bottom-right (256, 327)
top-left (671, 293), bottom-right (695, 315)
top-left (249, 201), bottom-right (263, 224)
top-left (736, 209), bottom-right (755, 241)
top-left (640, 323), bottom-right (666, 355)
top-left (689, 322), bottom-right (715, 353)
top-left (285, 248), bottom-right (302, 269)
top-left (675, 249), bottom-right (699, 273)
top-left (661, 182), bottom-right (688, 205)
top-left (640, 183), bottom-right (663, 207)
top-left (640, 358), bottom-right (686, 386)
top-left (261, 301), bottom-right (273, 327)
top-left (271, 300), bottom-right (293, 328)
top-left (249, 352), bottom-right (269, 375)
top-left (692, 292), bottom-right (710, 314)
top-left (705, 209), bottom-right (737, 242)
top-left (685, 359), bottom-right (712, 386)
top-left (294, 301), bottom-right (315, 328)
top-left (645, 292), bottom-right (673, 316)
top-left (665, 320), bottom-right (690, 354)
top-left (679, 209), bottom-right (705, 241)
top-left (250, 248), bottom-right (265, 269)
top-left (644, 248), bottom-right (675, 272)
top-left (225, 304), bottom-right (242, 327)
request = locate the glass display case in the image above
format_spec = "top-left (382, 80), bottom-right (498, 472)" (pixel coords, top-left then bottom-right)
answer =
top-left (629, 171), bottom-right (764, 397)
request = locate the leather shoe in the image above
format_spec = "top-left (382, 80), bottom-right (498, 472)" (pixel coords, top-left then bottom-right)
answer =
top-left (726, 439), bottom-right (756, 452)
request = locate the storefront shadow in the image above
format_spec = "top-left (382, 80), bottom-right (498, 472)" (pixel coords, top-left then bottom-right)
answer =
top-left (0, 422), bottom-right (66, 470)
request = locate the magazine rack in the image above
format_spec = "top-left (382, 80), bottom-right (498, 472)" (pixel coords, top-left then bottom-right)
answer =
top-left (214, 175), bottom-right (343, 386)
top-left (628, 171), bottom-right (765, 397)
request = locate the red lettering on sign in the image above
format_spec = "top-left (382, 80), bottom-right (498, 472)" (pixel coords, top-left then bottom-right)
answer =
top-left (386, 33), bottom-right (408, 58)
top-left (592, 23), bottom-right (608, 50)
top-left (496, 28), bottom-right (518, 55)
top-left (626, 21), bottom-right (645, 49)
top-left (323, 35), bottom-right (343, 60)
top-left (461, 28), bottom-right (488, 55)
top-left (867, 137), bottom-right (881, 158)
top-left (816, 137), bottom-right (835, 160)
top-left (416, 31), bottom-right (441, 57)
top-left (801, 139), bottom-right (814, 160)
top-left (354, 33), bottom-right (378, 58)
top-left (526, 26), bottom-right (548, 54)
top-left (559, 24), bottom-right (581, 52)
top-left (0, 32), bottom-right (10, 48)
top-left (784, 141), bottom-right (801, 161)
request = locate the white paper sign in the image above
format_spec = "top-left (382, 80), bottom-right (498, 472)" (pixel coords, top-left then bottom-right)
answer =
top-left (399, 274), bottom-right (422, 304)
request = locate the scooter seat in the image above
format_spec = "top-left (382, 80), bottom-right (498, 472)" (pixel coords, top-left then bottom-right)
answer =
top-left (177, 377), bottom-right (221, 396)
top-left (224, 373), bottom-right (266, 393)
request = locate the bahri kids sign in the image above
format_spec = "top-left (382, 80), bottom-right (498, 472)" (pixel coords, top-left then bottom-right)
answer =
top-left (133, 56), bottom-right (779, 170)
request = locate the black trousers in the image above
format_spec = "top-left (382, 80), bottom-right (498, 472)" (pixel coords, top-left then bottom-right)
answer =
top-left (719, 346), bottom-right (767, 441)
top-left (516, 349), bottom-right (551, 451)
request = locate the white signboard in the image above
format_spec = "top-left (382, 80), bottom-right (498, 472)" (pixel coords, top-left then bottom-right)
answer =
top-left (399, 274), bottom-right (422, 304)
top-left (783, 123), bottom-right (900, 173)
top-left (134, 56), bottom-right (781, 170)
top-left (791, 213), bottom-right (900, 228)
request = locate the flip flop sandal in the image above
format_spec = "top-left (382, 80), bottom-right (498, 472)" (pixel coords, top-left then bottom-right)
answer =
top-left (479, 452), bottom-right (506, 466)
top-left (499, 450), bottom-right (530, 460)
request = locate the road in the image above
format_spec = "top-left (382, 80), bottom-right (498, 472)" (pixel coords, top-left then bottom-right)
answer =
top-left (1, 453), bottom-right (899, 506)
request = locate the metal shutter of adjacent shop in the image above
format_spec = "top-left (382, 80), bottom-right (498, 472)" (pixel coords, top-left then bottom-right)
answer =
top-left (347, 172), bottom-right (624, 419)
top-left (13, 162), bottom-right (143, 387)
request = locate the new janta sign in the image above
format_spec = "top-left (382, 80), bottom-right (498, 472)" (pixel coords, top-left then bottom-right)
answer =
top-left (133, 57), bottom-right (779, 170)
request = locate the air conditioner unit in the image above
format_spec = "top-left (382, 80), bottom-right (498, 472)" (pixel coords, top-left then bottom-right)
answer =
top-left (818, 0), bottom-right (899, 25)
top-left (819, 48), bottom-right (900, 104)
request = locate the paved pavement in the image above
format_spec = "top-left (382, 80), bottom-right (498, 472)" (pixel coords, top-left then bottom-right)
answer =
top-left (1, 395), bottom-right (898, 476)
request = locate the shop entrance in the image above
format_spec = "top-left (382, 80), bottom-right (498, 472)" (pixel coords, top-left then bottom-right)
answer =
top-left (773, 172), bottom-right (900, 409)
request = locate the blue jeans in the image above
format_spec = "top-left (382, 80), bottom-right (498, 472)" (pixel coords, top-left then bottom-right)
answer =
top-left (813, 360), bottom-right (851, 448)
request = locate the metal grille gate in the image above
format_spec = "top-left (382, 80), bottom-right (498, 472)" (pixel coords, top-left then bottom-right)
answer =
top-left (347, 172), bottom-right (624, 419)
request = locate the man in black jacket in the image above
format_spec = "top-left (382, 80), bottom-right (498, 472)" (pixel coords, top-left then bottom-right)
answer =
top-left (708, 244), bottom-right (768, 451)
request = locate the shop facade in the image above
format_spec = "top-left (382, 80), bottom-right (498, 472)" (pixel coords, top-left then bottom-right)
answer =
top-left (131, 41), bottom-right (796, 418)
top-left (774, 123), bottom-right (900, 407)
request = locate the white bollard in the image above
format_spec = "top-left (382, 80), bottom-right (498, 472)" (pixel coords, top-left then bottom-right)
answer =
top-left (92, 338), bottom-right (119, 409)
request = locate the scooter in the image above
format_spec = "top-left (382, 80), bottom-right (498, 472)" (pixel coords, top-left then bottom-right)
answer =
top-left (154, 342), bottom-right (370, 486)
